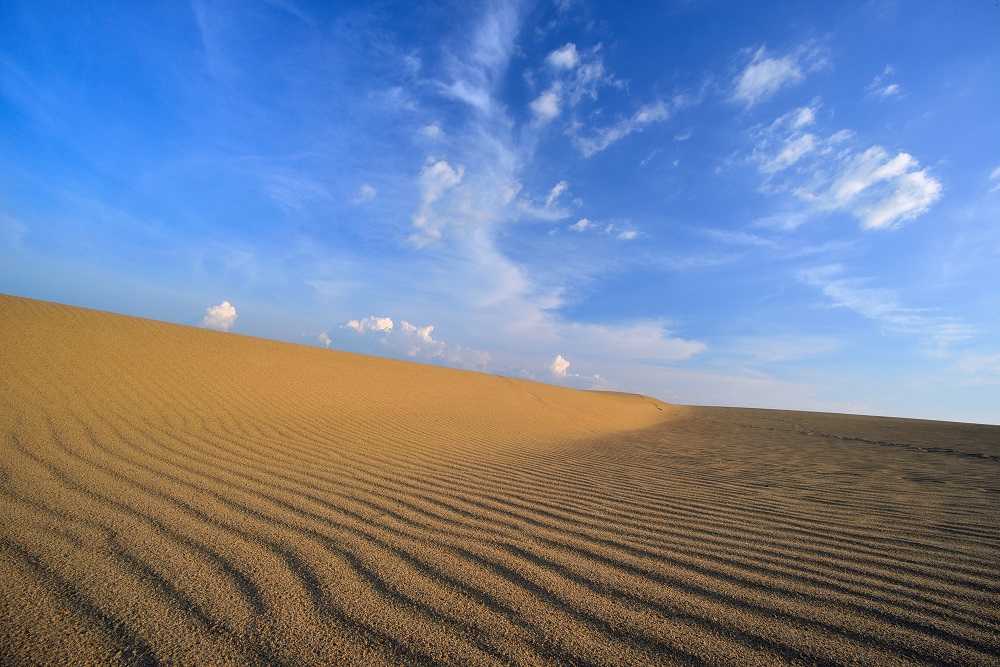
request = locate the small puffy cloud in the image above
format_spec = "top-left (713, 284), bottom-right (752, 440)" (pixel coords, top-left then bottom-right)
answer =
top-left (352, 183), bottom-right (377, 204)
top-left (545, 354), bottom-right (610, 388)
top-left (343, 313), bottom-right (490, 370)
top-left (201, 301), bottom-right (238, 331)
top-left (547, 354), bottom-right (572, 375)
top-left (342, 316), bottom-right (394, 335)
top-left (732, 44), bottom-right (826, 108)
top-left (318, 332), bottom-right (332, 347)
top-left (569, 218), bottom-right (593, 232)
top-left (617, 230), bottom-right (637, 240)
top-left (531, 87), bottom-right (561, 122)
top-left (547, 43), bottom-right (579, 70)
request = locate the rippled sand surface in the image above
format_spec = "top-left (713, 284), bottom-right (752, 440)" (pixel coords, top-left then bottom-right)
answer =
top-left (2, 294), bottom-right (998, 666)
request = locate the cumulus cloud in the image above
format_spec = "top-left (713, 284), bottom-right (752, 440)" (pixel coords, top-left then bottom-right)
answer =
top-left (545, 354), bottom-right (611, 388)
top-left (342, 315), bottom-right (394, 335)
top-left (569, 218), bottom-right (593, 232)
top-left (318, 332), bottom-right (332, 347)
top-left (732, 44), bottom-right (826, 107)
top-left (343, 314), bottom-right (491, 370)
top-left (547, 354), bottom-right (572, 375)
top-left (201, 300), bottom-right (238, 331)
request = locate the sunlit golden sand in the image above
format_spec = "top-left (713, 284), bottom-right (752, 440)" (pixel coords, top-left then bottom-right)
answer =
top-left (1, 294), bottom-right (997, 665)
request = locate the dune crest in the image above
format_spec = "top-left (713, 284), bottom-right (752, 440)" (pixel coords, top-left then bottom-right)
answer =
top-left (1, 294), bottom-right (998, 666)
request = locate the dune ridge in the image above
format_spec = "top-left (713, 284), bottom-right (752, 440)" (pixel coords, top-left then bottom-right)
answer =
top-left (1, 293), bottom-right (998, 666)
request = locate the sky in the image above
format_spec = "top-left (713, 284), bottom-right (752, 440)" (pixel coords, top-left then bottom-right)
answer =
top-left (2, 1), bottom-right (999, 424)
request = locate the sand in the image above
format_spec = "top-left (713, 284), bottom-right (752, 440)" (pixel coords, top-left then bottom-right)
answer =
top-left (1, 293), bottom-right (998, 666)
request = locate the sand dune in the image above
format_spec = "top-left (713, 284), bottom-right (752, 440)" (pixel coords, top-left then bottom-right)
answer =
top-left (1, 294), bottom-right (998, 666)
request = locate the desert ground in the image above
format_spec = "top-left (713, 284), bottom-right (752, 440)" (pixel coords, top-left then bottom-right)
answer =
top-left (1, 293), bottom-right (998, 666)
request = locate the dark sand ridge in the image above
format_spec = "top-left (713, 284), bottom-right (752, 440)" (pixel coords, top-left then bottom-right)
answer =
top-left (1, 293), bottom-right (998, 666)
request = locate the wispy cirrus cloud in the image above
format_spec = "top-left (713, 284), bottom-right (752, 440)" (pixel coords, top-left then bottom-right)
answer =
top-left (572, 100), bottom-right (671, 157)
top-left (732, 43), bottom-right (827, 107)
top-left (799, 266), bottom-right (975, 353)
top-left (751, 103), bottom-right (942, 229)
top-left (865, 65), bottom-right (902, 100)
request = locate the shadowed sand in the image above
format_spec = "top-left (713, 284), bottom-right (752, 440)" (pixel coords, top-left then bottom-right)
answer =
top-left (1, 294), bottom-right (998, 666)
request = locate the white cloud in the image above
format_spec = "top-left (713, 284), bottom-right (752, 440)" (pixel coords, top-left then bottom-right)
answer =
top-left (545, 354), bottom-right (610, 389)
top-left (989, 165), bottom-right (1000, 193)
top-left (318, 332), bottom-right (332, 347)
top-left (732, 44), bottom-right (826, 107)
top-left (825, 147), bottom-right (942, 229)
top-left (352, 183), bottom-right (377, 204)
top-left (547, 354), bottom-right (571, 375)
top-left (567, 217), bottom-right (637, 239)
top-left (531, 87), bottom-right (561, 123)
top-left (733, 48), bottom-right (803, 107)
top-left (866, 66), bottom-right (902, 99)
top-left (411, 158), bottom-right (465, 243)
top-left (342, 315), bottom-right (394, 335)
top-left (573, 100), bottom-right (670, 157)
top-left (799, 266), bottom-right (975, 352)
top-left (547, 43), bottom-right (579, 70)
top-left (545, 180), bottom-right (568, 208)
top-left (752, 105), bottom-right (941, 229)
top-left (201, 300), bottom-right (238, 331)
top-left (421, 122), bottom-right (444, 140)
top-left (345, 313), bottom-right (490, 370)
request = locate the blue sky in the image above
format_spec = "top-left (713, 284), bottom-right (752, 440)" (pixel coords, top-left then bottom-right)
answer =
top-left (3, 0), bottom-right (999, 424)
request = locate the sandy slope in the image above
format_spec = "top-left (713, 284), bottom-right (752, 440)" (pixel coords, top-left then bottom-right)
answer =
top-left (1, 294), bottom-right (998, 666)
